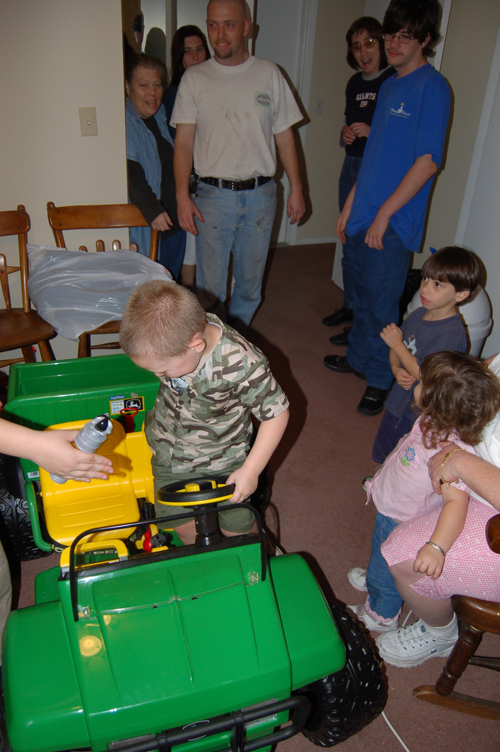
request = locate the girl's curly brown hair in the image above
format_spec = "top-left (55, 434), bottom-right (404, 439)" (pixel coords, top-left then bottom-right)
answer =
top-left (418, 351), bottom-right (500, 449)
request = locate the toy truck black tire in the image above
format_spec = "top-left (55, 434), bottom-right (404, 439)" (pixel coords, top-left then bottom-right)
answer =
top-left (297, 601), bottom-right (386, 746)
top-left (0, 455), bottom-right (48, 563)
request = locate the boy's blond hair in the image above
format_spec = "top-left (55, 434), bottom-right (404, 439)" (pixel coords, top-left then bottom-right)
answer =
top-left (120, 280), bottom-right (207, 359)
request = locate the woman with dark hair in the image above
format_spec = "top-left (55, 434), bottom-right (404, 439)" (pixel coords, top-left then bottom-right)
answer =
top-left (126, 53), bottom-right (185, 280)
top-left (164, 25), bottom-right (210, 141)
top-left (163, 26), bottom-right (210, 288)
top-left (323, 17), bottom-right (393, 336)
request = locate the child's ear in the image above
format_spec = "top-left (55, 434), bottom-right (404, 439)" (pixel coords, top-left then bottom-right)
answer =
top-left (455, 290), bottom-right (470, 304)
top-left (188, 335), bottom-right (206, 353)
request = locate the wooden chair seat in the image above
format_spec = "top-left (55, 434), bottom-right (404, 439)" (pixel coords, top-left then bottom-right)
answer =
top-left (414, 513), bottom-right (500, 720)
top-left (46, 202), bottom-right (159, 358)
top-left (0, 206), bottom-right (56, 368)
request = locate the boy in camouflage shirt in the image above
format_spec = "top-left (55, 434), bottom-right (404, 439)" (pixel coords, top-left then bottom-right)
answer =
top-left (120, 280), bottom-right (289, 544)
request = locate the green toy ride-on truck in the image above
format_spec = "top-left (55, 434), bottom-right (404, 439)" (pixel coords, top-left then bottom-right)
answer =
top-left (0, 357), bottom-right (386, 752)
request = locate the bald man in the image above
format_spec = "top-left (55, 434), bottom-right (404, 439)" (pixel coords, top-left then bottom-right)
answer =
top-left (172, 0), bottom-right (305, 331)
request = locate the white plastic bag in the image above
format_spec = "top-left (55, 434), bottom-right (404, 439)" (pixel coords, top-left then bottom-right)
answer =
top-left (28, 244), bottom-right (172, 340)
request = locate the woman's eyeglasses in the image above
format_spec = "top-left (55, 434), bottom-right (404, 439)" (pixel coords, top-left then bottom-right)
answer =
top-left (382, 33), bottom-right (414, 45)
top-left (350, 38), bottom-right (377, 53)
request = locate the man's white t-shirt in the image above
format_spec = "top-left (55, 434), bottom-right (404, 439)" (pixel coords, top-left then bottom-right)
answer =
top-left (171, 55), bottom-right (302, 180)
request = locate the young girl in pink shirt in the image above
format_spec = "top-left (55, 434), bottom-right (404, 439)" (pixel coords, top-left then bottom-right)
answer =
top-left (348, 351), bottom-right (500, 641)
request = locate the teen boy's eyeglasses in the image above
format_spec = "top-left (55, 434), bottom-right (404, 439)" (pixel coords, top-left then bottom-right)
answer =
top-left (382, 33), bottom-right (414, 45)
top-left (350, 38), bottom-right (377, 53)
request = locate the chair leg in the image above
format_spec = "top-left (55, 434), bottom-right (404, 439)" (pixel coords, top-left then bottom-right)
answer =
top-left (435, 624), bottom-right (483, 695)
top-left (21, 346), bottom-right (36, 363)
top-left (37, 340), bottom-right (55, 362)
top-left (414, 625), bottom-right (500, 719)
top-left (78, 334), bottom-right (91, 358)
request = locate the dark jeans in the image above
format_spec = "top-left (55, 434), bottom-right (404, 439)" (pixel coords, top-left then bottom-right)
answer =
top-left (366, 512), bottom-right (402, 619)
top-left (372, 409), bottom-right (415, 464)
top-left (338, 155), bottom-right (362, 310)
top-left (344, 225), bottom-right (411, 389)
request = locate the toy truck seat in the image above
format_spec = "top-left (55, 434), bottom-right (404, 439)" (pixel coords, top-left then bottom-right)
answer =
top-left (36, 418), bottom-right (154, 550)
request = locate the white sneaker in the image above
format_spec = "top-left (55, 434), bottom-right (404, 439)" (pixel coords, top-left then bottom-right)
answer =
top-left (348, 603), bottom-right (399, 633)
top-left (375, 618), bottom-right (458, 668)
top-left (347, 567), bottom-right (368, 592)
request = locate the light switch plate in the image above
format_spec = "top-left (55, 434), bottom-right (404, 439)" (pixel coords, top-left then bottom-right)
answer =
top-left (79, 107), bottom-right (98, 136)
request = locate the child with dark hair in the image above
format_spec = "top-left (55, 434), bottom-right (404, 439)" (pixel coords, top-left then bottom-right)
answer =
top-left (348, 351), bottom-right (500, 635)
top-left (371, 246), bottom-right (481, 465)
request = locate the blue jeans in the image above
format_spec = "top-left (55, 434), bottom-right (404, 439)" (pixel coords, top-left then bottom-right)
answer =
top-left (366, 512), bottom-right (402, 619)
top-left (194, 179), bottom-right (277, 326)
top-left (159, 229), bottom-right (186, 281)
top-left (338, 155), bottom-right (362, 310)
top-left (372, 409), bottom-right (414, 464)
top-left (344, 225), bottom-right (411, 389)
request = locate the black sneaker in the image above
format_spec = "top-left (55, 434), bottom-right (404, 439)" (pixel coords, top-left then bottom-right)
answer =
top-left (329, 326), bottom-right (351, 346)
top-left (322, 306), bottom-right (353, 327)
top-left (323, 355), bottom-right (365, 379)
top-left (357, 386), bottom-right (388, 416)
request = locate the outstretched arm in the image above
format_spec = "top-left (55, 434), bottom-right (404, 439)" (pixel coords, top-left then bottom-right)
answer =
top-left (0, 418), bottom-right (113, 482)
top-left (274, 128), bottom-right (305, 224)
top-left (227, 409), bottom-right (289, 503)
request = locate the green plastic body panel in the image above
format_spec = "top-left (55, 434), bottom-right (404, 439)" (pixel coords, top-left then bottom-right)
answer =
top-left (34, 567), bottom-right (61, 605)
top-left (5, 543), bottom-right (294, 752)
top-left (270, 555), bottom-right (346, 689)
top-left (4, 604), bottom-right (89, 752)
top-left (24, 481), bottom-right (52, 552)
top-left (5, 355), bottom-right (159, 481)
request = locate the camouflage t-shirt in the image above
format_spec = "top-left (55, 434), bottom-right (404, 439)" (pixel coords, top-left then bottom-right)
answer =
top-left (145, 315), bottom-right (289, 489)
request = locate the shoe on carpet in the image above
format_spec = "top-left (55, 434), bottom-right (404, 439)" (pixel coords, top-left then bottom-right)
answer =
top-left (323, 355), bottom-right (365, 379)
top-left (375, 618), bottom-right (458, 668)
top-left (362, 476), bottom-right (373, 492)
top-left (348, 603), bottom-right (399, 633)
top-left (329, 326), bottom-right (351, 346)
top-left (322, 306), bottom-right (354, 327)
top-left (347, 567), bottom-right (368, 592)
top-left (357, 386), bottom-right (388, 416)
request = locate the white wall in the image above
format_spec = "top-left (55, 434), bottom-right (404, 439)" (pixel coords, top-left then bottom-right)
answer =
top-left (458, 25), bottom-right (500, 357)
top-left (0, 0), bottom-right (128, 363)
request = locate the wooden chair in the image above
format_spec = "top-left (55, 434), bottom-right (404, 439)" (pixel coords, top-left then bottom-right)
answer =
top-left (414, 513), bottom-right (500, 720)
top-left (0, 205), bottom-right (56, 368)
top-left (47, 202), bottom-right (159, 358)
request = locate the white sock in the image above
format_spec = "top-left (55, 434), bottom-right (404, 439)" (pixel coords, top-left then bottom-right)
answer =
top-left (422, 615), bottom-right (458, 640)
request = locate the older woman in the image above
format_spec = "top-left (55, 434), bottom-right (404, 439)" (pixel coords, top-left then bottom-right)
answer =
top-left (126, 54), bottom-right (185, 280)
top-left (323, 17), bottom-right (393, 337)
top-left (375, 353), bottom-right (500, 667)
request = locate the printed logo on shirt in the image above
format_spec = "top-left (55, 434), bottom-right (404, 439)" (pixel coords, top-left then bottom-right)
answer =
top-left (405, 334), bottom-right (417, 356)
top-left (360, 101), bottom-right (368, 108)
top-left (390, 101), bottom-right (410, 118)
top-left (255, 92), bottom-right (272, 107)
top-left (401, 446), bottom-right (416, 466)
top-left (356, 92), bottom-right (377, 102)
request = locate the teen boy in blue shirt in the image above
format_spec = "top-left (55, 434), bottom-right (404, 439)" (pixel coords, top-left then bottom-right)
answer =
top-left (324, 0), bottom-right (451, 418)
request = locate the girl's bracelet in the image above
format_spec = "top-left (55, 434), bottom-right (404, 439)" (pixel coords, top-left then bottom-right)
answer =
top-left (440, 447), bottom-right (465, 488)
top-left (425, 540), bottom-right (446, 557)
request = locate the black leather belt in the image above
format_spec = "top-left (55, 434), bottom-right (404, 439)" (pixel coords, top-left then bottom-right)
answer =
top-left (200, 176), bottom-right (272, 191)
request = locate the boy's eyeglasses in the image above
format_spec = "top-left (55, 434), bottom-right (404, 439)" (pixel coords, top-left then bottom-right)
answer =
top-left (350, 38), bottom-right (377, 53)
top-left (382, 33), bottom-right (414, 45)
